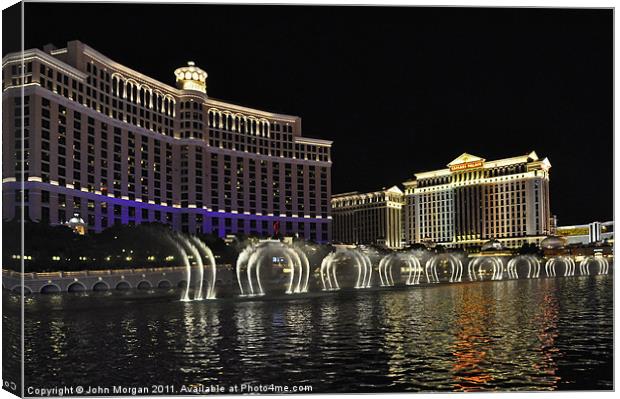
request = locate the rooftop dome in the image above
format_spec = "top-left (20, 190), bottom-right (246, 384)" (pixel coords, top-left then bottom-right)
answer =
top-left (540, 235), bottom-right (567, 250)
top-left (67, 213), bottom-right (85, 226)
top-left (174, 61), bottom-right (208, 94)
top-left (481, 238), bottom-right (505, 252)
top-left (65, 212), bottom-right (86, 235)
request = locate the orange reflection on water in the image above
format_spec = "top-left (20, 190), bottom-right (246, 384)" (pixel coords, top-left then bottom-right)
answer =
top-left (450, 289), bottom-right (494, 392)
top-left (531, 288), bottom-right (561, 388)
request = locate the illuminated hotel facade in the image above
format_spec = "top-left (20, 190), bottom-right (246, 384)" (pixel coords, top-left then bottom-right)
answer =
top-left (403, 152), bottom-right (552, 249)
top-left (331, 151), bottom-right (553, 250)
top-left (557, 221), bottom-right (614, 245)
top-left (331, 186), bottom-right (404, 249)
top-left (2, 41), bottom-right (333, 242)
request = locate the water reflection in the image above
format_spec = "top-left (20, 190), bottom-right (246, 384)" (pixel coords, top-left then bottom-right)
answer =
top-left (7, 275), bottom-right (613, 392)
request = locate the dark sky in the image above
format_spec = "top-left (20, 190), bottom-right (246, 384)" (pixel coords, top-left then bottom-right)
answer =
top-left (4, 4), bottom-right (613, 225)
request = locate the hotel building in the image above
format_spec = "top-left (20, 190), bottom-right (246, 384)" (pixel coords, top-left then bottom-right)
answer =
top-left (557, 221), bottom-right (614, 245)
top-left (2, 40), bottom-right (333, 242)
top-left (331, 186), bottom-right (404, 249)
top-left (403, 152), bottom-right (552, 249)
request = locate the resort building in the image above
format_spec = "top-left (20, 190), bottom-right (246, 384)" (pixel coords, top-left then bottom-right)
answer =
top-left (557, 221), bottom-right (614, 245)
top-left (403, 152), bottom-right (552, 249)
top-left (2, 40), bottom-right (333, 242)
top-left (331, 186), bottom-right (404, 249)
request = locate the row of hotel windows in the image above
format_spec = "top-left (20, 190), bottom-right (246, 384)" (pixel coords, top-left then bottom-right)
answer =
top-left (355, 209), bottom-right (390, 241)
top-left (178, 150), bottom-right (330, 217)
top-left (332, 202), bottom-right (394, 211)
top-left (417, 221), bottom-right (531, 240)
top-left (415, 165), bottom-right (530, 188)
top-left (337, 180), bottom-right (533, 210)
top-left (37, 96), bottom-right (174, 203)
top-left (29, 95), bottom-right (331, 216)
top-left (335, 209), bottom-right (386, 242)
top-left (103, 64), bottom-right (328, 160)
top-left (13, 97), bottom-right (30, 182)
top-left (416, 203), bottom-right (529, 224)
top-left (14, 59), bottom-right (330, 161)
top-left (331, 195), bottom-right (395, 209)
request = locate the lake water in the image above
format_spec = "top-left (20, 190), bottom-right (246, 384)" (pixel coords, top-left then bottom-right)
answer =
top-left (3, 274), bottom-right (613, 394)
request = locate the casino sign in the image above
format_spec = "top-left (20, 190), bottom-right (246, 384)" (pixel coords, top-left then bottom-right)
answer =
top-left (447, 153), bottom-right (486, 172)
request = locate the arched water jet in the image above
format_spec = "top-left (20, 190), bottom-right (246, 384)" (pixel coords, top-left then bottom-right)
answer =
top-left (378, 253), bottom-right (423, 286)
top-left (528, 256), bottom-right (542, 278)
top-left (598, 257), bottom-right (610, 274)
top-left (187, 240), bottom-right (205, 300)
top-left (189, 236), bottom-right (218, 299)
top-left (491, 257), bottom-right (503, 280)
top-left (174, 234), bottom-right (206, 301)
top-left (506, 258), bottom-right (518, 279)
top-left (545, 258), bottom-right (556, 277)
top-left (378, 255), bottom-right (389, 286)
top-left (319, 253), bottom-right (333, 290)
top-left (507, 255), bottom-right (541, 279)
top-left (567, 257), bottom-right (576, 276)
top-left (167, 233), bottom-right (192, 302)
top-left (425, 256), bottom-right (440, 283)
top-left (319, 248), bottom-right (373, 290)
top-left (235, 246), bottom-right (254, 296)
top-left (467, 257), bottom-right (482, 281)
top-left (350, 250), bottom-right (372, 288)
top-left (319, 252), bottom-right (342, 291)
top-left (579, 257), bottom-right (590, 275)
top-left (580, 256), bottom-right (610, 275)
top-left (468, 256), bottom-right (503, 281)
top-left (378, 253), bottom-right (397, 287)
top-left (292, 246), bottom-right (311, 292)
top-left (425, 253), bottom-right (463, 283)
top-left (545, 256), bottom-right (575, 277)
top-left (406, 255), bottom-right (424, 285)
top-left (236, 240), bottom-right (310, 296)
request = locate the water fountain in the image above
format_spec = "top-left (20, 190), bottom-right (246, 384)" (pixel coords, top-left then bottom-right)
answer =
top-left (545, 256), bottom-right (576, 277)
top-left (467, 256), bottom-right (506, 281)
top-left (168, 233), bottom-right (218, 301)
top-left (378, 252), bottom-right (423, 286)
top-left (235, 240), bottom-right (310, 296)
top-left (506, 255), bottom-right (541, 279)
top-left (180, 235), bottom-right (613, 303)
top-left (319, 246), bottom-right (372, 291)
top-left (189, 236), bottom-right (217, 299)
top-left (579, 256), bottom-right (609, 275)
top-left (425, 253), bottom-right (464, 283)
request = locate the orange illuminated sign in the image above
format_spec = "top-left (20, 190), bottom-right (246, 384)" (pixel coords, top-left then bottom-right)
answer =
top-left (449, 160), bottom-right (484, 171)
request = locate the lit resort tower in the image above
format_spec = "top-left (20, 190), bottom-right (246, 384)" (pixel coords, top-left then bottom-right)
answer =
top-left (402, 151), bottom-right (552, 249)
top-left (2, 41), bottom-right (333, 242)
top-left (331, 186), bottom-right (405, 249)
top-left (331, 151), bottom-right (552, 250)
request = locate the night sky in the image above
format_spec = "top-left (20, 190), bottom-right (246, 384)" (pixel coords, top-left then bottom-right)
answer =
top-left (3, 4), bottom-right (613, 225)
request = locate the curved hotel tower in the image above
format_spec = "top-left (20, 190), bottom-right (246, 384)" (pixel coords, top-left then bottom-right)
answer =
top-left (3, 41), bottom-right (333, 242)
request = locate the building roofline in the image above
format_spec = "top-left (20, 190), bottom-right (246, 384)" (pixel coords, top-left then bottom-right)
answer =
top-left (3, 48), bottom-right (87, 80)
top-left (4, 41), bottom-right (303, 122)
top-left (332, 191), bottom-right (360, 198)
top-left (295, 137), bottom-right (333, 146)
top-left (80, 42), bottom-right (301, 121)
top-left (331, 185), bottom-right (403, 200)
top-left (413, 151), bottom-right (548, 179)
